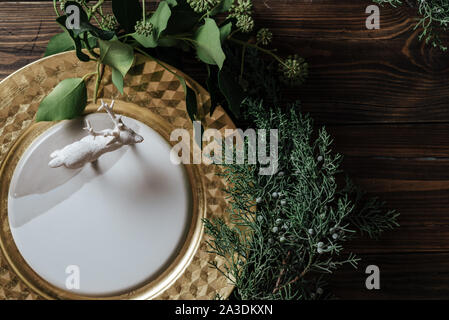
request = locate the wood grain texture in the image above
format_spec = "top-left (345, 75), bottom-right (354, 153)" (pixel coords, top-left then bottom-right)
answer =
top-left (331, 252), bottom-right (449, 299)
top-left (0, 0), bottom-right (448, 299)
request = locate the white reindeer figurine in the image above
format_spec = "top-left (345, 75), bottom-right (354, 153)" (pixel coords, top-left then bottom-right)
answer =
top-left (49, 100), bottom-right (144, 169)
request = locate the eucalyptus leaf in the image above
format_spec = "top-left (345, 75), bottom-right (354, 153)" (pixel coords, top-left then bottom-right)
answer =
top-left (82, 34), bottom-right (98, 50)
top-left (172, 69), bottom-right (198, 121)
top-left (132, 1), bottom-right (172, 48)
top-left (210, 0), bottom-right (234, 16)
top-left (56, 16), bottom-right (90, 62)
top-left (164, 67), bottom-right (199, 121)
top-left (194, 18), bottom-right (226, 69)
top-left (99, 39), bottom-right (134, 78)
top-left (44, 32), bottom-right (74, 57)
top-left (185, 85), bottom-right (198, 122)
top-left (62, 2), bottom-right (114, 40)
top-left (112, 0), bottom-right (142, 33)
top-left (80, 22), bottom-right (115, 40)
top-left (164, 1), bottom-right (201, 35)
top-left (206, 65), bottom-right (223, 116)
top-left (218, 69), bottom-right (245, 117)
top-left (219, 22), bottom-right (232, 43)
top-left (36, 78), bottom-right (87, 122)
top-left (63, 1), bottom-right (89, 25)
top-left (165, 0), bottom-right (178, 6)
top-left (112, 67), bottom-right (124, 94)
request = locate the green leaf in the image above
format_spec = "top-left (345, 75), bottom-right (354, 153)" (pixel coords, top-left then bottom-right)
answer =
top-left (218, 69), bottom-right (245, 117)
top-left (112, 68), bottom-right (124, 94)
top-left (165, 0), bottom-right (177, 6)
top-left (36, 78), bottom-right (87, 122)
top-left (56, 15), bottom-right (90, 62)
top-left (63, 1), bottom-right (89, 25)
top-left (99, 39), bottom-right (134, 78)
top-left (44, 32), bottom-right (75, 57)
top-left (164, 2), bottom-right (201, 35)
top-left (132, 1), bottom-right (172, 48)
top-left (206, 65), bottom-right (223, 116)
top-left (194, 18), bottom-right (226, 69)
top-left (185, 85), bottom-right (198, 122)
top-left (80, 22), bottom-right (114, 40)
top-left (219, 22), bottom-right (232, 43)
top-left (171, 67), bottom-right (198, 121)
top-left (82, 34), bottom-right (98, 50)
top-left (210, 0), bottom-right (234, 16)
top-left (63, 2), bottom-right (114, 40)
top-left (112, 0), bottom-right (142, 33)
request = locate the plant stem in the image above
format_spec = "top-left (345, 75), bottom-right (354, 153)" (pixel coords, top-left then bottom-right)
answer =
top-left (118, 33), bottom-right (134, 40)
top-left (142, 0), bottom-right (146, 23)
top-left (92, 14), bottom-right (102, 28)
top-left (83, 33), bottom-right (99, 59)
top-left (82, 71), bottom-right (97, 81)
top-left (229, 37), bottom-right (286, 67)
top-left (53, 0), bottom-right (60, 16)
top-left (91, 0), bottom-right (104, 14)
top-left (93, 61), bottom-right (102, 103)
top-left (240, 45), bottom-right (246, 79)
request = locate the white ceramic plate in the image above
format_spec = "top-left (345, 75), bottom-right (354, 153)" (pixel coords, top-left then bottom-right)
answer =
top-left (7, 113), bottom-right (192, 296)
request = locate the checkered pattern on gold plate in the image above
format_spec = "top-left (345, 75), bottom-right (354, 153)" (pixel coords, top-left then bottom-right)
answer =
top-left (0, 52), bottom-right (235, 300)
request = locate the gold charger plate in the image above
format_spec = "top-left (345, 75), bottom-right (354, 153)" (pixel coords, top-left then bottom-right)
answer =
top-left (0, 51), bottom-right (235, 300)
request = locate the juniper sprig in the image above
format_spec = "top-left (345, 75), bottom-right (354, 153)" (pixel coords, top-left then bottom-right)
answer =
top-left (374, 0), bottom-right (449, 50)
top-left (204, 99), bottom-right (399, 300)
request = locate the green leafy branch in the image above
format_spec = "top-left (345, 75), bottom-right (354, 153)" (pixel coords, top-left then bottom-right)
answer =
top-left (374, 0), bottom-right (449, 51)
top-left (204, 99), bottom-right (399, 300)
top-left (38, 0), bottom-right (309, 122)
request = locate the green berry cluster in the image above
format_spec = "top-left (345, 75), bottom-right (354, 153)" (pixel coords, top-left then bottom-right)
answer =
top-left (102, 14), bottom-right (118, 31)
top-left (186, 0), bottom-right (220, 13)
top-left (256, 28), bottom-right (273, 45)
top-left (230, 0), bottom-right (255, 33)
top-left (279, 54), bottom-right (309, 86)
top-left (135, 19), bottom-right (154, 37)
top-left (230, 0), bottom-right (253, 15)
top-left (236, 14), bottom-right (255, 33)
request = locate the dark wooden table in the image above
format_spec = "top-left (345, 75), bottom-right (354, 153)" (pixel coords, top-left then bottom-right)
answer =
top-left (1, 0), bottom-right (449, 299)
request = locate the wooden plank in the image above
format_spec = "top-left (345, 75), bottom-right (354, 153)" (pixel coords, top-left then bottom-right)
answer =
top-left (330, 252), bottom-right (449, 299)
top-left (326, 124), bottom-right (449, 253)
top-left (0, 2), bottom-right (60, 80)
top-left (1, 0), bottom-right (449, 299)
top-left (333, 173), bottom-right (449, 253)
top-left (328, 124), bottom-right (449, 158)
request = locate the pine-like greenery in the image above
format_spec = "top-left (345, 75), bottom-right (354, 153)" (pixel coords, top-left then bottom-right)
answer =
top-left (374, 0), bottom-right (449, 50)
top-left (203, 45), bottom-right (399, 300)
top-left (204, 99), bottom-right (399, 300)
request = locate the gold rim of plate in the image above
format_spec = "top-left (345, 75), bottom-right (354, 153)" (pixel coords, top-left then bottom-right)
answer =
top-left (0, 51), bottom-right (236, 300)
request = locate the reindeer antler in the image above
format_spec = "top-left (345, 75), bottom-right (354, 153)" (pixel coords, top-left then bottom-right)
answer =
top-left (83, 119), bottom-right (98, 137)
top-left (98, 100), bottom-right (123, 129)
top-left (84, 119), bottom-right (119, 141)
